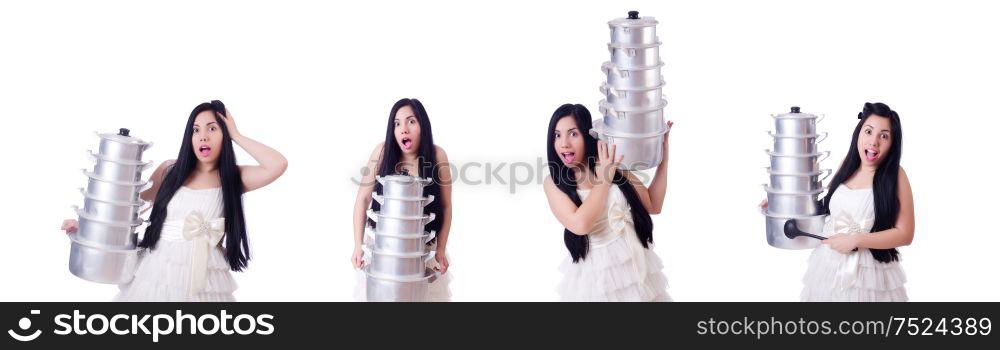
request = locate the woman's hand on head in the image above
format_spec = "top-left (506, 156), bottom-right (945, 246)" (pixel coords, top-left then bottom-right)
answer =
top-left (216, 109), bottom-right (240, 138)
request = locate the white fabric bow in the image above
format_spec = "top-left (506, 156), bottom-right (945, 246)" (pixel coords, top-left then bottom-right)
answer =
top-left (832, 213), bottom-right (872, 290)
top-left (607, 200), bottom-right (634, 237)
top-left (182, 211), bottom-right (225, 297)
top-left (608, 197), bottom-right (649, 284)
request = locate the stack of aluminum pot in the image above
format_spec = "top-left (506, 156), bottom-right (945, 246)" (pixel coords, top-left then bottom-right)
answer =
top-left (363, 174), bottom-right (438, 302)
top-left (591, 10), bottom-right (671, 171)
top-left (70, 128), bottom-right (153, 283)
top-left (762, 107), bottom-right (832, 249)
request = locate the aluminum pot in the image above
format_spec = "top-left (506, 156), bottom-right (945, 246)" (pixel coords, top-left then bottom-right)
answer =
top-left (602, 61), bottom-right (663, 89)
top-left (608, 11), bottom-right (658, 45)
top-left (83, 169), bottom-right (150, 203)
top-left (766, 168), bottom-right (831, 193)
top-left (598, 99), bottom-right (667, 134)
top-left (766, 150), bottom-right (830, 174)
top-left (763, 185), bottom-right (824, 216)
top-left (590, 119), bottom-right (668, 171)
top-left (772, 106), bottom-right (824, 136)
top-left (89, 151), bottom-right (152, 183)
top-left (608, 42), bottom-right (661, 68)
top-left (369, 248), bottom-right (436, 278)
top-left (74, 207), bottom-right (142, 249)
top-left (372, 193), bottom-right (434, 218)
top-left (364, 266), bottom-right (437, 302)
top-left (79, 188), bottom-right (148, 223)
top-left (68, 234), bottom-right (139, 284)
top-left (601, 83), bottom-right (664, 109)
top-left (367, 230), bottom-right (436, 255)
top-left (764, 214), bottom-right (828, 250)
top-left (96, 128), bottom-right (152, 163)
top-left (367, 209), bottom-right (435, 235)
top-left (376, 175), bottom-right (432, 198)
top-left (769, 131), bottom-right (828, 155)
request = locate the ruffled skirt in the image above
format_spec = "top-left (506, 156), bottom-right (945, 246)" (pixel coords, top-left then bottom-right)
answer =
top-left (557, 233), bottom-right (671, 302)
top-left (801, 245), bottom-right (907, 302)
top-left (115, 240), bottom-right (237, 302)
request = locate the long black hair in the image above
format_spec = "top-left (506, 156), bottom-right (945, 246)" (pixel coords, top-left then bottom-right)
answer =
top-left (546, 104), bottom-right (653, 262)
top-left (138, 100), bottom-right (251, 272)
top-left (821, 102), bottom-right (902, 263)
top-left (368, 98), bottom-right (443, 242)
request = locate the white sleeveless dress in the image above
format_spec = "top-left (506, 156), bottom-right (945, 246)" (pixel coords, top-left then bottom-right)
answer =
top-left (800, 185), bottom-right (907, 301)
top-left (557, 186), bottom-right (671, 302)
top-left (353, 228), bottom-right (452, 302)
top-left (115, 186), bottom-right (238, 302)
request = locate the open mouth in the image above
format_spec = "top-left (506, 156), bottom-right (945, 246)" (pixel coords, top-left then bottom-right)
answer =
top-left (864, 148), bottom-right (878, 161)
top-left (198, 145), bottom-right (212, 158)
top-left (561, 151), bottom-right (576, 164)
top-left (401, 137), bottom-right (413, 150)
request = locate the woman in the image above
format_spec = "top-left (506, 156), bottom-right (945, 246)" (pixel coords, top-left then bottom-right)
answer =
top-left (763, 102), bottom-right (914, 301)
top-left (62, 100), bottom-right (288, 301)
top-left (352, 98), bottom-right (453, 301)
top-left (542, 103), bottom-right (672, 301)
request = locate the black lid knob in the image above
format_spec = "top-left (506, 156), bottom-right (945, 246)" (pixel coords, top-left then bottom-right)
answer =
top-left (790, 106), bottom-right (801, 113)
top-left (628, 11), bottom-right (639, 19)
top-left (118, 128), bottom-right (130, 136)
top-left (399, 169), bottom-right (409, 176)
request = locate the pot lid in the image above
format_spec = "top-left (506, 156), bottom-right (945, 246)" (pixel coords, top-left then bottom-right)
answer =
top-left (608, 10), bottom-right (658, 28)
top-left (97, 128), bottom-right (151, 145)
top-left (773, 106), bottom-right (820, 119)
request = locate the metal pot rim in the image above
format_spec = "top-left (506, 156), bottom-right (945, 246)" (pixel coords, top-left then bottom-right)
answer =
top-left (88, 151), bottom-right (151, 166)
top-left (82, 169), bottom-right (149, 186)
top-left (362, 266), bottom-right (437, 283)
top-left (599, 98), bottom-right (667, 113)
top-left (608, 41), bottom-right (661, 49)
top-left (68, 233), bottom-right (140, 253)
top-left (771, 113), bottom-right (821, 119)
top-left (592, 118), bottom-right (670, 139)
top-left (608, 16), bottom-right (658, 28)
top-left (762, 184), bottom-right (825, 195)
top-left (768, 131), bottom-right (824, 139)
top-left (96, 130), bottom-right (152, 145)
top-left (602, 61), bottom-right (664, 72)
top-left (368, 211), bottom-right (432, 221)
top-left (79, 188), bottom-right (146, 206)
top-left (75, 207), bottom-right (144, 227)
top-left (601, 82), bottom-right (666, 93)
top-left (376, 175), bottom-right (432, 184)
top-left (765, 150), bottom-right (828, 158)
top-left (765, 167), bottom-right (827, 177)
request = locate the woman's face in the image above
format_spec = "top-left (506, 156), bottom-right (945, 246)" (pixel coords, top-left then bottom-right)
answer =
top-left (192, 110), bottom-right (224, 164)
top-left (394, 105), bottom-right (421, 156)
top-left (553, 116), bottom-right (586, 167)
top-left (857, 114), bottom-right (892, 168)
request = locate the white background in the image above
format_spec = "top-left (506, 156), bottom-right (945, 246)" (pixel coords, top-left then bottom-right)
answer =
top-left (1, 0), bottom-right (997, 301)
